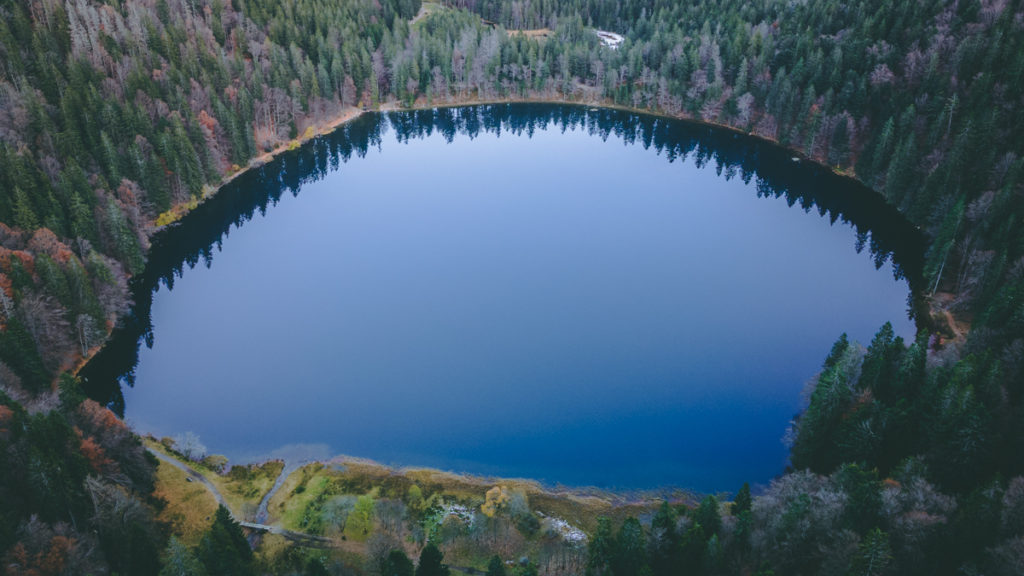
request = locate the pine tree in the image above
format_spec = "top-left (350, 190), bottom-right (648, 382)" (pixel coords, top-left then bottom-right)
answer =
top-left (693, 495), bottom-right (721, 538)
top-left (383, 549), bottom-right (414, 576)
top-left (196, 506), bottom-right (253, 576)
top-left (649, 503), bottom-right (679, 576)
top-left (613, 517), bottom-right (647, 576)
top-left (731, 483), bottom-right (752, 516)
top-left (585, 518), bottom-right (615, 576)
top-left (848, 529), bottom-right (892, 576)
top-left (12, 187), bottom-right (39, 231)
top-left (486, 555), bottom-right (506, 576)
top-left (416, 543), bottom-right (449, 576)
top-left (0, 318), bottom-right (51, 392)
top-left (159, 537), bottom-right (206, 576)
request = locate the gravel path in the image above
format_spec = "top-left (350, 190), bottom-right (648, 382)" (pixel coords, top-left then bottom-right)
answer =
top-left (148, 448), bottom-right (333, 547)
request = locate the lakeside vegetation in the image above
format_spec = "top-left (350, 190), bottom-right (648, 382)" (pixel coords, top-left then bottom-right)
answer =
top-left (0, 0), bottom-right (1022, 574)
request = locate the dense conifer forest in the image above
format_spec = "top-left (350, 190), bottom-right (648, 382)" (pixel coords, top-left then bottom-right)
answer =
top-left (1, 0), bottom-right (1023, 574)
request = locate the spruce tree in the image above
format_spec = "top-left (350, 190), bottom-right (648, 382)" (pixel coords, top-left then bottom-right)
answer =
top-left (197, 505), bottom-right (253, 576)
top-left (415, 543), bottom-right (449, 576)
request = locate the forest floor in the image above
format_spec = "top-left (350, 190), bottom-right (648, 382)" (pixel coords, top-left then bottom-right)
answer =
top-left (411, 2), bottom-right (445, 26)
top-left (509, 28), bottom-right (553, 39)
top-left (929, 291), bottom-right (971, 348)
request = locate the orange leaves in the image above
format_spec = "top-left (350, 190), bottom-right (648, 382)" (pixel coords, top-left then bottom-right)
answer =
top-left (13, 250), bottom-right (34, 275)
top-left (74, 408), bottom-right (119, 474)
top-left (3, 535), bottom-right (74, 576)
top-left (78, 399), bottom-right (125, 434)
top-left (0, 222), bottom-right (19, 240)
top-left (73, 400), bottom-right (139, 480)
top-left (0, 247), bottom-right (35, 275)
top-left (27, 228), bottom-right (74, 264)
top-left (79, 433), bottom-right (114, 474)
top-left (0, 405), bottom-right (12, 437)
top-left (198, 109), bottom-right (219, 133)
top-left (37, 535), bottom-right (73, 575)
top-left (115, 180), bottom-right (142, 208)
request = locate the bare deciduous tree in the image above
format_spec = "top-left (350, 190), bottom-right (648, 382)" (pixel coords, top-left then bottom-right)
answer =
top-left (172, 431), bottom-right (207, 462)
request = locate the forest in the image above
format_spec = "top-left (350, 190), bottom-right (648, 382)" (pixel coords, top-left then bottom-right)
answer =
top-left (0, 0), bottom-right (1023, 574)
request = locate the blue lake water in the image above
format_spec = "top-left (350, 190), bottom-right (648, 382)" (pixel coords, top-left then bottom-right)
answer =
top-left (82, 105), bottom-right (923, 492)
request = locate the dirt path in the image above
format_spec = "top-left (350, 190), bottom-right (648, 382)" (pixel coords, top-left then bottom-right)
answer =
top-left (410, 3), bottom-right (431, 25)
top-left (149, 448), bottom-right (232, 510)
top-left (942, 309), bottom-right (965, 341)
top-left (148, 448), bottom-right (333, 548)
top-left (254, 460), bottom-right (302, 525)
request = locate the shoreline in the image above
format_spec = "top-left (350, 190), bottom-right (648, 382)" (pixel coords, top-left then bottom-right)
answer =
top-left (72, 97), bottom-right (952, 498)
top-left (76, 94), bottom-right (907, 381)
top-left (144, 435), bottom-right (697, 527)
top-left (153, 435), bottom-right (709, 502)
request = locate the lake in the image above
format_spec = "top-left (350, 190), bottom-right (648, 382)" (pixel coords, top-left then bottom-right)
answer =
top-left (81, 104), bottom-right (924, 492)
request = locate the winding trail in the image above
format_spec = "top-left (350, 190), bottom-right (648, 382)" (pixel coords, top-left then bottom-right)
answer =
top-left (255, 460), bottom-right (303, 525)
top-left (149, 449), bottom-right (563, 570)
top-left (148, 448), bottom-right (232, 510)
top-left (410, 3), bottom-right (431, 25)
top-left (147, 448), bottom-right (333, 548)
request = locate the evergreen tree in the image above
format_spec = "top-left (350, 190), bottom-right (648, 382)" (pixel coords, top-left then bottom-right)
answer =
top-left (585, 517), bottom-right (616, 576)
top-left (196, 506), bottom-right (253, 576)
top-left (836, 464), bottom-right (883, 535)
top-left (383, 549), bottom-right (415, 576)
top-left (12, 187), bottom-right (39, 231)
top-left (731, 483), bottom-right (752, 516)
top-left (693, 496), bottom-right (721, 539)
top-left (649, 502), bottom-right (679, 576)
top-left (416, 543), bottom-right (449, 576)
top-left (486, 555), bottom-right (507, 576)
top-left (305, 557), bottom-right (330, 576)
top-left (613, 517), bottom-right (647, 576)
top-left (0, 318), bottom-right (51, 393)
top-left (159, 537), bottom-right (207, 576)
top-left (848, 528), bottom-right (892, 576)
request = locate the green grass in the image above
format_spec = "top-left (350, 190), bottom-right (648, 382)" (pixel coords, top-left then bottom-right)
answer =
top-left (217, 460), bottom-right (286, 517)
top-left (145, 437), bottom-right (285, 521)
top-left (152, 459), bottom-right (219, 546)
top-left (412, 1), bottom-right (446, 26)
top-left (270, 463), bottom-right (342, 533)
top-left (150, 437), bottom-right (691, 571)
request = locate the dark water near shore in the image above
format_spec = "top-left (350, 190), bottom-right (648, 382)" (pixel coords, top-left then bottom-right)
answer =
top-left (82, 104), bottom-right (924, 491)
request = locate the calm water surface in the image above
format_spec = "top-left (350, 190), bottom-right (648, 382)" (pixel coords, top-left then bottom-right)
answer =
top-left (82, 105), bottom-right (923, 491)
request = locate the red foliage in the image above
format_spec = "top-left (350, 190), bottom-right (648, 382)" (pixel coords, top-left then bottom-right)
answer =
top-left (115, 180), bottom-right (140, 207)
top-left (10, 250), bottom-right (35, 275)
top-left (198, 110), bottom-right (219, 132)
top-left (0, 222), bottom-right (21, 247)
top-left (0, 405), bottom-right (12, 437)
top-left (73, 401), bottom-right (133, 479)
top-left (3, 536), bottom-right (74, 576)
top-left (79, 433), bottom-right (114, 474)
top-left (77, 399), bottom-right (125, 434)
top-left (27, 228), bottom-right (74, 264)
